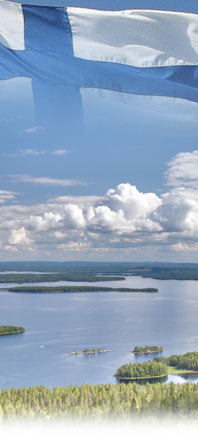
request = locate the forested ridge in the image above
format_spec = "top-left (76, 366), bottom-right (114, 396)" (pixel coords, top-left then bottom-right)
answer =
top-left (0, 383), bottom-right (198, 420)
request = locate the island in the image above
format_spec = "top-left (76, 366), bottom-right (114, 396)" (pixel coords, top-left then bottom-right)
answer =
top-left (0, 326), bottom-right (25, 336)
top-left (116, 351), bottom-right (198, 382)
top-left (132, 345), bottom-right (164, 354)
top-left (68, 348), bottom-right (110, 355)
top-left (5, 286), bottom-right (158, 293)
top-left (115, 361), bottom-right (168, 381)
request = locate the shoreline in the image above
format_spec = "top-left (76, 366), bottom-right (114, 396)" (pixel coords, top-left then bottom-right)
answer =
top-left (115, 373), bottom-right (168, 381)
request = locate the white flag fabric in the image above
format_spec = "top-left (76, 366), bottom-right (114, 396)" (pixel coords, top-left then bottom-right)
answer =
top-left (68, 8), bottom-right (198, 68)
top-left (0, 1), bottom-right (25, 50)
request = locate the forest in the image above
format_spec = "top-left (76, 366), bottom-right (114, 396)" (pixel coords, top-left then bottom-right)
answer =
top-left (168, 352), bottom-right (198, 371)
top-left (0, 382), bottom-right (198, 420)
top-left (115, 361), bottom-right (168, 379)
top-left (153, 352), bottom-right (198, 372)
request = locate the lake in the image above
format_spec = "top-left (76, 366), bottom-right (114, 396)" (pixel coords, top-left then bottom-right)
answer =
top-left (0, 275), bottom-right (198, 389)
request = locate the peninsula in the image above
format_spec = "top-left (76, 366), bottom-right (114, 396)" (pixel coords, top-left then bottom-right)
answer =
top-left (116, 351), bottom-right (198, 381)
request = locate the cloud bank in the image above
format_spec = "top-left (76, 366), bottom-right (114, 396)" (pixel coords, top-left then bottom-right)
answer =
top-left (1, 150), bottom-right (198, 260)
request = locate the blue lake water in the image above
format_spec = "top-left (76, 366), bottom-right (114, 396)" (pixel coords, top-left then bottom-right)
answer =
top-left (0, 275), bottom-right (198, 389)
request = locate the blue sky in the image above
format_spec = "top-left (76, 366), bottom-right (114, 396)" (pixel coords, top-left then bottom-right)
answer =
top-left (10, 0), bottom-right (198, 12)
top-left (1, 0), bottom-right (198, 261)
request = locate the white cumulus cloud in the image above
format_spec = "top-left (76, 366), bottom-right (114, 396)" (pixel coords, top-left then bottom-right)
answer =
top-left (8, 227), bottom-right (32, 246)
top-left (1, 149), bottom-right (198, 260)
top-left (153, 188), bottom-right (198, 234)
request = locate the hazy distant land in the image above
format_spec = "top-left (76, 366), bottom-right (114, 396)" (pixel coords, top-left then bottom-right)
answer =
top-left (0, 261), bottom-right (198, 280)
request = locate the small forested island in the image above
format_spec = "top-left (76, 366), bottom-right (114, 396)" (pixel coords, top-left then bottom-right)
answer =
top-left (115, 361), bottom-right (168, 381)
top-left (6, 286), bottom-right (158, 293)
top-left (132, 345), bottom-right (163, 354)
top-left (0, 326), bottom-right (25, 336)
top-left (68, 348), bottom-right (110, 355)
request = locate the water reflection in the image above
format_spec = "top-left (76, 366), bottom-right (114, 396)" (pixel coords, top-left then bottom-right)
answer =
top-left (117, 374), bottom-right (198, 386)
top-left (117, 375), bottom-right (168, 385)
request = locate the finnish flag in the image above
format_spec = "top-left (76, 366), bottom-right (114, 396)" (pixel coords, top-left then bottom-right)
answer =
top-left (1, 0), bottom-right (198, 129)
